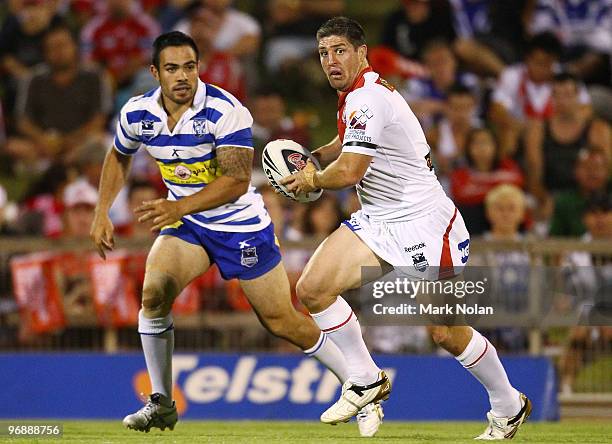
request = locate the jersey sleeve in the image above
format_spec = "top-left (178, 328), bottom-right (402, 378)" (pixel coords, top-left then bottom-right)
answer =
top-left (113, 102), bottom-right (141, 156)
top-left (341, 89), bottom-right (390, 156)
top-left (213, 104), bottom-right (254, 149)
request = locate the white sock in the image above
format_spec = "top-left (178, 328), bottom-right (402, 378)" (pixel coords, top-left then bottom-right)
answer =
top-left (456, 328), bottom-right (521, 417)
top-left (139, 309), bottom-right (174, 402)
top-left (311, 296), bottom-right (380, 385)
top-left (304, 331), bottom-right (349, 383)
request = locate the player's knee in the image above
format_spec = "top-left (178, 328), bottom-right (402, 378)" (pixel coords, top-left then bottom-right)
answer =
top-left (262, 312), bottom-right (293, 339)
top-left (428, 326), bottom-right (451, 347)
top-left (141, 273), bottom-right (179, 318)
top-left (295, 277), bottom-right (324, 311)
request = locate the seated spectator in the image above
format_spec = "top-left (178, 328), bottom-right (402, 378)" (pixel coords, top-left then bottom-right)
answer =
top-left (176, 0), bottom-right (261, 58)
top-left (62, 178), bottom-right (99, 238)
top-left (380, 0), bottom-right (456, 62)
top-left (263, 0), bottom-right (344, 73)
top-left (559, 193), bottom-right (612, 393)
top-left (188, 6), bottom-right (246, 101)
top-left (450, 127), bottom-right (524, 235)
top-left (7, 23), bottom-right (111, 170)
top-left (477, 184), bottom-right (530, 351)
top-left (426, 84), bottom-right (481, 187)
top-left (250, 87), bottom-right (311, 168)
top-left (401, 40), bottom-right (480, 129)
top-left (117, 179), bottom-right (160, 238)
top-left (303, 194), bottom-right (344, 238)
top-left (448, 0), bottom-right (506, 77)
top-left (530, 0), bottom-right (612, 85)
top-left (490, 32), bottom-right (591, 155)
top-left (81, 0), bottom-right (160, 88)
top-left (549, 148), bottom-right (610, 237)
top-left (525, 73), bottom-right (610, 200)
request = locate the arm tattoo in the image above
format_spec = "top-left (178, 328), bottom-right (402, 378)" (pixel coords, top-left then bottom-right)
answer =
top-left (217, 146), bottom-right (253, 182)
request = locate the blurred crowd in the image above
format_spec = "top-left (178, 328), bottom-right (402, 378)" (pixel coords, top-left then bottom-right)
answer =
top-left (0, 1), bottom-right (610, 373)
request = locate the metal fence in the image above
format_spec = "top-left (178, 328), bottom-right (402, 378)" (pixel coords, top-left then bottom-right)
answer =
top-left (1, 236), bottom-right (611, 396)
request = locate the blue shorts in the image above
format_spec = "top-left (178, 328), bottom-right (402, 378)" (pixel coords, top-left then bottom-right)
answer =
top-left (160, 218), bottom-right (281, 280)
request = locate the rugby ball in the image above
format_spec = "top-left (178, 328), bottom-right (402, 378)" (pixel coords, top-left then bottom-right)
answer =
top-left (262, 139), bottom-right (323, 203)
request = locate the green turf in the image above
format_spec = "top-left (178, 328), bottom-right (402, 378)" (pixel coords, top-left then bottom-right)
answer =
top-left (1, 420), bottom-right (611, 444)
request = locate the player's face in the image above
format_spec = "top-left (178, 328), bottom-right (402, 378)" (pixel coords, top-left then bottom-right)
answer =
top-left (318, 35), bottom-right (367, 92)
top-left (152, 45), bottom-right (199, 106)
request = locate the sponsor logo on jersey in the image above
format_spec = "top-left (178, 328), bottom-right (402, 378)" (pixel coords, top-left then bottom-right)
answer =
top-left (348, 105), bottom-right (373, 130)
top-left (458, 239), bottom-right (470, 264)
top-left (286, 152), bottom-right (307, 170)
top-left (174, 165), bottom-right (192, 180)
top-left (412, 252), bottom-right (429, 272)
top-left (192, 118), bottom-right (207, 138)
top-left (404, 242), bottom-right (426, 253)
top-left (241, 246), bottom-right (258, 267)
top-left (141, 120), bottom-right (155, 140)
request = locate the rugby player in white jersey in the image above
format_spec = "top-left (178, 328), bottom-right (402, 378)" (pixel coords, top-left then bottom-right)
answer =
top-left (91, 31), bottom-right (379, 435)
top-left (281, 17), bottom-right (532, 440)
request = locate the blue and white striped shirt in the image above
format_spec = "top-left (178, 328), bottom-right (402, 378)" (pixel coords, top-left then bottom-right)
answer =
top-left (114, 80), bottom-right (270, 232)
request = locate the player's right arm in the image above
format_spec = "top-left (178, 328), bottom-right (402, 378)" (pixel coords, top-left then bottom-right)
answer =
top-left (311, 135), bottom-right (342, 168)
top-left (90, 148), bottom-right (132, 259)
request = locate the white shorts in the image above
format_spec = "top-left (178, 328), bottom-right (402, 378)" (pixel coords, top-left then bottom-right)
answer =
top-left (343, 197), bottom-right (470, 281)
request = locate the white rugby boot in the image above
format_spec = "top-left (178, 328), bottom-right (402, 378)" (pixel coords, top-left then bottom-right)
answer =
top-left (357, 402), bottom-right (384, 437)
top-left (321, 370), bottom-right (391, 425)
top-left (475, 393), bottom-right (532, 440)
top-left (123, 393), bottom-right (178, 433)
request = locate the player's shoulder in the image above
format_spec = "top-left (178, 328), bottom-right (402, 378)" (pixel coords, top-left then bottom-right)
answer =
top-left (205, 83), bottom-right (245, 110)
top-left (119, 88), bottom-right (161, 121)
top-left (346, 71), bottom-right (397, 110)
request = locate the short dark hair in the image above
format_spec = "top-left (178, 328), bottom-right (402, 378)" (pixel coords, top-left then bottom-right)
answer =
top-left (44, 20), bottom-right (77, 43)
top-left (316, 16), bottom-right (366, 48)
top-left (526, 32), bottom-right (563, 58)
top-left (447, 83), bottom-right (473, 97)
top-left (152, 31), bottom-right (199, 69)
top-left (553, 71), bottom-right (578, 84)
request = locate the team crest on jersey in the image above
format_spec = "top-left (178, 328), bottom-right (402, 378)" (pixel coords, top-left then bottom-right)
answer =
top-left (192, 118), bottom-right (206, 138)
top-left (174, 165), bottom-right (192, 180)
top-left (287, 152), bottom-right (307, 170)
top-left (458, 239), bottom-right (470, 264)
top-left (412, 252), bottom-right (429, 272)
top-left (240, 247), bottom-right (258, 267)
top-left (141, 120), bottom-right (155, 140)
top-left (348, 105), bottom-right (373, 130)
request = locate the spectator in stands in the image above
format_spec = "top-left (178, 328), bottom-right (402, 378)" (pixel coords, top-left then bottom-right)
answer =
top-left (188, 6), bottom-right (246, 101)
top-left (0, 0), bottom-right (63, 80)
top-left (258, 184), bottom-right (286, 240)
top-left (120, 180), bottom-right (160, 238)
top-left (7, 23), bottom-right (111, 170)
top-left (426, 84), bottom-right (481, 190)
top-left (525, 73), bottom-right (610, 201)
top-left (380, 0), bottom-right (456, 62)
top-left (529, 0), bottom-right (612, 86)
top-left (476, 184), bottom-right (530, 351)
top-left (401, 40), bottom-right (480, 129)
top-left (303, 194), bottom-right (344, 238)
top-left (62, 178), bottom-right (98, 238)
top-left (490, 32), bottom-right (591, 155)
top-left (250, 87), bottom-right (311, 168)
top-left (448, 0), bottom-right (506, 77)
top-left (450, 127), bottom-right (524, 235)
top-left (560, 192), bottom-right (612, 394)
top-left (263, 0), bottom-right (345, 73)
top-left (81, 0), bottom-right (160, 88)
top-left (549, 148), bottom-right (610, 237)
top-left (176, 0), bottom-right (261, 58)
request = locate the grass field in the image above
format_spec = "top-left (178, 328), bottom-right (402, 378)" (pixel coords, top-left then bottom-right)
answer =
top-left (1, 420), bottom-right (611, 444)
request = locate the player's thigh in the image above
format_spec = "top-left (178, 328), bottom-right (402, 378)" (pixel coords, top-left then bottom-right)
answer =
top-left (143, 235), bottom-right (211, 309)
top-left (238, 261), bottom-right (295, 320)
top-left (299, 224), bottom-right (390, 299)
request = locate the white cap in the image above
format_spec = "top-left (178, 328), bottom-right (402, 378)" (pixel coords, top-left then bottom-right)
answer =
top-left (63, 179), bottom-right (98, 208)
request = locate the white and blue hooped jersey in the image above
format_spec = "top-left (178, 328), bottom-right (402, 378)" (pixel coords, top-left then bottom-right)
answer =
top-left (114, 80), bottom-right (270, 233)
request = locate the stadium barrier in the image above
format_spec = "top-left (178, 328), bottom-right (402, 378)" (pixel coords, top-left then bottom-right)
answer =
top-left (0, 352), bottom-right (558, 421)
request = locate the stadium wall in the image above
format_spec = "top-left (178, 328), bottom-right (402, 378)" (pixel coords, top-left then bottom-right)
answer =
top-left (1, 353), bottom-right (558, 420)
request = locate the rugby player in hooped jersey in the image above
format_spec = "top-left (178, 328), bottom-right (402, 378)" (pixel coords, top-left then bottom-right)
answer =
top-left (281, 17), bottom-right (532, 440)
top-left (90, 31), bottom-right (381, 436)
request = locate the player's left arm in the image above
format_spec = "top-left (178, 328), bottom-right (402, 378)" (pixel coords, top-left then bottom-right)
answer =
top-left (137, 146), bottom-right (253, 231)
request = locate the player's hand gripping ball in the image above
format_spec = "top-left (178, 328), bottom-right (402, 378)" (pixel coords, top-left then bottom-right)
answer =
top-left (262, 139), bottom-right (322, 202)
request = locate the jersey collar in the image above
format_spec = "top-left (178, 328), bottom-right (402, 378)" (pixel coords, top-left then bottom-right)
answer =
top-left (337, 66), bottom-right (373, 110)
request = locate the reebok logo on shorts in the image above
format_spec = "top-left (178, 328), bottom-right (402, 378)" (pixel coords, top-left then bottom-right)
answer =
top-left (404, 242), bottom-right (426, 253)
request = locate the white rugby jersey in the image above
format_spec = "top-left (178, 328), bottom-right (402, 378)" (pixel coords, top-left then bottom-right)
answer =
top-left (114, 79), bottom-right (270, 232)
top-left (338, 68), bottom-right (447, 221)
